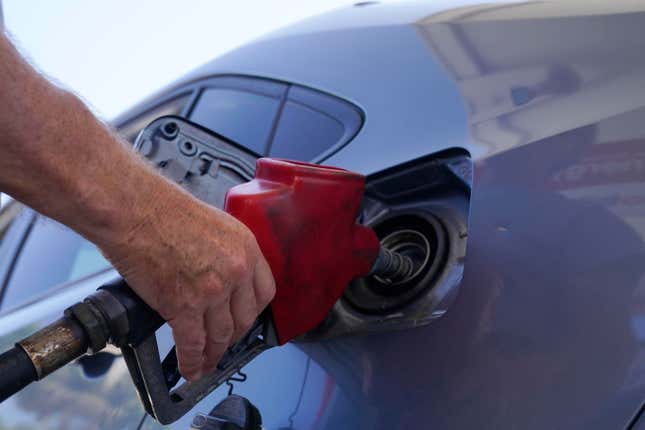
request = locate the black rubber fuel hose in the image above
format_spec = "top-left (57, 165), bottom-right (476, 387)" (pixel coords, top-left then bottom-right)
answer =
top-left (0, 347), bottom-right (37, 402)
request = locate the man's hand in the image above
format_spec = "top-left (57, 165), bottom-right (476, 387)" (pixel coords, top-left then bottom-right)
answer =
top-left (0, 32), bottom-right (275, 381)
top-left (105, 191), bottom-right (275, 381)
top-left (100, 186), bottom-right (275, 381)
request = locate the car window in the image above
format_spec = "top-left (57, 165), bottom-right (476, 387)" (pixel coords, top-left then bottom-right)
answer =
top-left (2, 217), bottom-right (110, 311)
top-left (269, 101), bottom-right (345, 161)
top-left (189, 87), bottom-right (282, 155)
top-left (268, 85), bottom-right (363, 161)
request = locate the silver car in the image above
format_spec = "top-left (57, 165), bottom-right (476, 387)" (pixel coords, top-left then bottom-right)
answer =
top-left (1, 1), bottom-right (645, 428)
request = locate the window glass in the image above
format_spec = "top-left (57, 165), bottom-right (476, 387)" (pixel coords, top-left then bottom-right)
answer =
top-left (267, 85), bottom-right (362, 161)
top-left (269, 101), bottom-right (345, 161)
top-left (2, 217), bottom-right (110, 311)
top-left (189, 88), bottom-right (281, 155)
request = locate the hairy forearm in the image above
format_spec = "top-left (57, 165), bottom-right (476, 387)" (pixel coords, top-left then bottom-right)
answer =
top-left (0, 32), bottom-right (277, 381)
top-left (0, 32), bottom-right (173, 246)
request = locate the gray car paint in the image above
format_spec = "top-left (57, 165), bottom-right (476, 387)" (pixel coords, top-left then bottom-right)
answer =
top-left (2, 1), bottom-right (645, 428)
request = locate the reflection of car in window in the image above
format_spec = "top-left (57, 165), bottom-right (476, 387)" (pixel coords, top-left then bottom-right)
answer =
top-left (0, 200), bottom-right (20, 243)
top-left (268, 85), bottom-right (362, 161)
top-left (189, 79), bottom-right (285, 155)
top-left (188, 77), bottom-right (363, 161)
top-left (0, 216), bottom-right (110, 312)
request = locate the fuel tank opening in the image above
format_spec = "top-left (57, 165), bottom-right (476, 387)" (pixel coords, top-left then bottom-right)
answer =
top-left (345, 213), bottom-right (446, 313)
top-left (299, 150), bottom-right (470, 340)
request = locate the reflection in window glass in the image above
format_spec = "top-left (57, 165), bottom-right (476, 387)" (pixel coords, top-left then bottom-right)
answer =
top-left (1, 94), bottom-right (193, 312)
top-left (2, 217), bottom-right (110, 311)
top-left (190, 88), bottom-right (281, 155)
top-left (0, 200), bottom-right (21, 245)
top-left (269, 101), bottom-right (344, 161)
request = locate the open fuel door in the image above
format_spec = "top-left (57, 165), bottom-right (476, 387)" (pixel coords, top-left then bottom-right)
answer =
top-left (305, 149), bottom-right (472, 340)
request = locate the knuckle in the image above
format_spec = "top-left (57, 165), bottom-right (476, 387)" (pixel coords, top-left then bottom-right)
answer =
top-left (181, 297), bottom-right (203, 314)
top-left (203, 276), bottom-right (226, 297)
top-left (228, 255), bottom-right (250, 281)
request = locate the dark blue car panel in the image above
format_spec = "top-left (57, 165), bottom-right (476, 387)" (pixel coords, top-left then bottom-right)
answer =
top-left (3, 1), bottom-right (645, 429)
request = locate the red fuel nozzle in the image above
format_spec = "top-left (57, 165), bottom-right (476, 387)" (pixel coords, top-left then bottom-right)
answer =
top-left (224, 158), bottom-right (381, 344)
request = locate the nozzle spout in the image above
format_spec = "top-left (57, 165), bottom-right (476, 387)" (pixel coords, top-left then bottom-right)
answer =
top-left (369, 246), bottom-right (418, 284)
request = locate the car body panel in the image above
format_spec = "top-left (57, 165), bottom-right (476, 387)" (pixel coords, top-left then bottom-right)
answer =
top-left (3, 1), bottom-right (645, 429)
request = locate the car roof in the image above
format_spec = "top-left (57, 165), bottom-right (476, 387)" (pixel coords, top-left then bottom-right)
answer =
top-left (114, 1), bottom-right (475, 174)
top-left (116, 0), bottom-right (645, 174)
